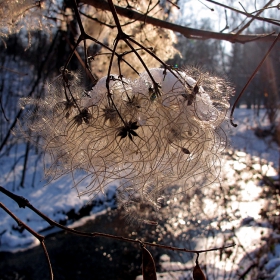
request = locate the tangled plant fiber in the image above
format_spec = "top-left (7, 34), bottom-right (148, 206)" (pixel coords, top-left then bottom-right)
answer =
top-left (18, 67), bottom-right (233, 224)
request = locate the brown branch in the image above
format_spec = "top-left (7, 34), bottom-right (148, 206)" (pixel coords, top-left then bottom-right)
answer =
top-left (0, 202), bottom-right (54, 280)
top-left (81, 0), bottom-right (279, 43)
top-left (63, 33), bottom-right (97, 84)
top-left (80, 0), bottom-right (160, 28)
top-left (41, 241), bottom-right (54, 280)
top-left (0, 186), bottom-right (235, 254)
top-left (107, 0), bottom-right (123, 33)
top-left (234, 0), bottom-right (275, 36)
top-left (206, 0), bottom-right (280, 27)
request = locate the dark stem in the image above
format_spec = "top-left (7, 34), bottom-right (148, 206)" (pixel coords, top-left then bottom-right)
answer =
top-left (234, 0), bottom-right (274, 36)
top-left (230, 32), bottom-right (280, 127)
top-left (107, 0), bottom-right (123, 33)
top-left (0, 202), bottom-right (54, 280)
top-left (0, 186), bottom-right (235, 254)
top-left (82, 0), bottom-right (279, 43)
top-left (63, 36), bottom-right (83, 71)
top-left (41, 241), bottom-right (54, 280)
top-left (72, 0), bottom-right (85, 34)
top-left (206, 0), bottom-right (280, 27)
top-left (127, 37), bottom-right (188, 88)
top-left (20, 141), bottom-right (30, 188)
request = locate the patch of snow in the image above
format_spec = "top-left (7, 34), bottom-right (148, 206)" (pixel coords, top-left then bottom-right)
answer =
top-left (265, 258), bottom-right (280, 272)
top-left (0, 160), bottom-right (117, 252)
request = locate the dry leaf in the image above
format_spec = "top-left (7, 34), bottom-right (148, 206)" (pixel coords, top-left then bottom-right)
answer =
top-left (193, 255), bottom-right (206, 280)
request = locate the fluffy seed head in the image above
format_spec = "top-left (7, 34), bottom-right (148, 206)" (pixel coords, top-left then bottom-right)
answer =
top-left (18, 67), bottom-right (233, 223)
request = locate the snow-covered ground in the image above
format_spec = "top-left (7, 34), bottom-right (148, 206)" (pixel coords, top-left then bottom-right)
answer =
top-left (136, 107), bottom-right (280, 280)
top-left (0, 150), bottom-right (117, 252)
top-left (0, 107), bottom-right (280, 279)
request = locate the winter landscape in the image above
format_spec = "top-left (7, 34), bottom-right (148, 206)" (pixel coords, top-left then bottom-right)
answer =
top-left (1, 106), bottom-right (280, 279)
top-left (1, 1), bottom-right (280, 279)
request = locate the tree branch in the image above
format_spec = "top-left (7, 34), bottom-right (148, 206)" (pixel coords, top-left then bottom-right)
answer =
top-left (206, 0), bottom-right (280, 27)
top-left (0, 202), bottom-right (54, 280)
top-left (233, 0), bottom-right (275, 36)
top-left (81, 0), bottom-right (279, 43)
top-left (0, 186), bottom-right (235, 254)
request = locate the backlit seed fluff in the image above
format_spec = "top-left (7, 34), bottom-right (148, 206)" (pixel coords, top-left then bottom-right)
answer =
top-left (18, 67), bottom-right (233, 223)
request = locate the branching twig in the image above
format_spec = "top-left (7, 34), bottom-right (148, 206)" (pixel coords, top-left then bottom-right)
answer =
top-left (0, 186), bottom-right (235, 255)
top-left (0, 202), bottom-right (54, 280)
top-left (206, 0), bottom-right (280, 27)
top-left (82, 0), bottom-right (280, 43)
top-left (220, 9), bottom-right (229, 33)
top-left (0, 185), bottom-right (235, 278)
top-left (233, 0), bottom-right (274, 36)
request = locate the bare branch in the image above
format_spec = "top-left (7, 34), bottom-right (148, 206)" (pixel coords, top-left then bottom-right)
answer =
top-left (81, 0), bottom-right (279, 43)
top-left (0, 186), bottom-right (235, 254)
top-left (206, 0), bottom-right (280, 27)
top-left (234, 0), bottom-right (274, 36)
top-left (0, 202), bottom-right (54, 280)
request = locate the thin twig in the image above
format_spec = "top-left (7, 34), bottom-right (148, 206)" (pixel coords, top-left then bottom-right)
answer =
top-left (198, 0), bottom-right (214, 11)
top-left (41, 240), bottom-right (54, 280)
top-left (234, 0), bottom-right (274, 36)
top-left (82, 0), bottom-right (280, 43)
top-left (63, 33), bottom-right (97, 84)
top-left (220, 9), bottom-right (229, 33)
top-left (206, 0), bottom-right (280, 27)
top-left (166, 0), bottom-right (180, 10)
top-left (0, 186), bottom-right (235, 254)
top-left (0, 202), bottom-right (54, 280)
top-left (0, 66), bottom-right (28, 76)
top-left (230, 32), bottom-right (280, 127)
top-left (107, 0), bottom-right (123, 33)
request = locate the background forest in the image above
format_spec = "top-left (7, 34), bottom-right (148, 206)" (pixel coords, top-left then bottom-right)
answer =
top-left (0, 0), bottom-right (280, 279)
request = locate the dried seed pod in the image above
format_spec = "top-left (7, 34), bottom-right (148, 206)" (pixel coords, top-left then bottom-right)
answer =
top-left (142, 245), bottom-right (157, 280)
top-left (193, 254), bottom-right (206, 280)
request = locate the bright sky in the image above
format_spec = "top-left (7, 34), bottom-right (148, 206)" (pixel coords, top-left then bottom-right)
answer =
top-left (181, 0), bottom-right (228, 31)
top-left (180, 0), bottom-right (278, 32)
top-left (176, 0), bottom-right (235, 54)
top-left (175, 0), bottom-right (278, 57)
